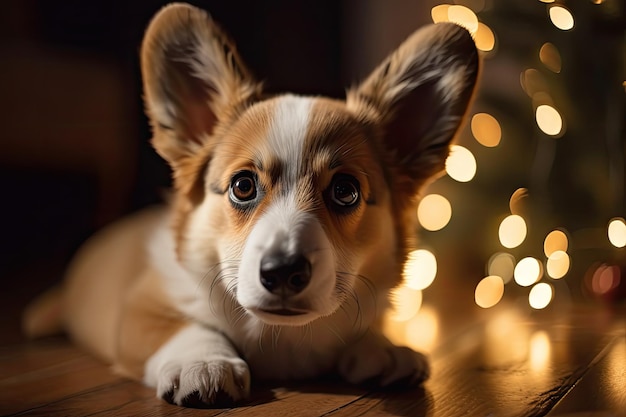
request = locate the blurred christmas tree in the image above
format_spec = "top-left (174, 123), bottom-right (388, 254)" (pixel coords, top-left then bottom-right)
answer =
top-left (405, 0), bottom-right (625, 310)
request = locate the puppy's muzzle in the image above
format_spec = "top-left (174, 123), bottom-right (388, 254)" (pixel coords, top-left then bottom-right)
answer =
top-left (260, 254), bottom-right (311, 296)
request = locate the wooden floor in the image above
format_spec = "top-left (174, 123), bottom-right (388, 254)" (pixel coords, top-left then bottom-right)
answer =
top-left (2, 301), bottom-right (624, 417)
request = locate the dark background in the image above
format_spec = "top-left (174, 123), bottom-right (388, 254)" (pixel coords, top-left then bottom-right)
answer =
top-left (0, 0), bottom-right (624, 338)
top-left (0, 0), bottom-right (348, 308)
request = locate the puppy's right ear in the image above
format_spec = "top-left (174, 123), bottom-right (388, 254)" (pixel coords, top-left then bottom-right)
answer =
top-left (141, 3), bottom-right (261, 167)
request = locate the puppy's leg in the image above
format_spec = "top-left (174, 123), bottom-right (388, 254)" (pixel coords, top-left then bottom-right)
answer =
top-left (144, 323), bottom-right (250, 407)
top-left (338, 331), bottom-right (429, 387)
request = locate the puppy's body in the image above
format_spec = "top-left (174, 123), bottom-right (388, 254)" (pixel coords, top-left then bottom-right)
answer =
top-left (25, 3), bottom-right (479, 407)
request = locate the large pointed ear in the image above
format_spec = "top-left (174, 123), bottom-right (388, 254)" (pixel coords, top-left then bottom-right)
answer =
top-left (347, 22), bottom-right (479, 194)
top-left (141, 3), bottom-right (261, 167)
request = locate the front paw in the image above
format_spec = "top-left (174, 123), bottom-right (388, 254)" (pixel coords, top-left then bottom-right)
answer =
top-left (157, 357), bottom-right (250, 407)
top-left (338, 338), bottom-right (430, 387)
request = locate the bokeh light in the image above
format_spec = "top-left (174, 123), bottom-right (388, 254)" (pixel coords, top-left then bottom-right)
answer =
top-left (590, 264), bottom-right (622, 296)
top-left (608, 218), bottom-right (626, 248)
top-left (474, 22), bottom-right (496, 52)
top-left (529, 282), bottom-right (553, 309)
top-left (514, 257), bottom-right (542, 287)
top-left (431, 4), bottom-right (451, 23)
top-left (405, 307), bottom-right (439, 352)
top-left (520, 68), bottom-right (548, 97)
top-left (509, 188), bottom-right (529, 216)
top-left (447, 5), bottom-right (479, 34)
top-left (475, 275), bottom-right (505, 308)
top-left (535, 104), bottom-right (563, 136)
top-left (546, 250), bottom-right (570, 279)
top-left (403, 249), bottom-right (437, 290)
top-left (498, 214), bottom-right (527, 249)
top-left (471, 113), bottom-right (501, 147)
top-left (418, 194), bottom-right (452, 231)
top-left (529, 331), bottom-right (551, 371)
top-left (445, 145), bottom-right (477, 182)
top-left (585, 263), bottom-right (622, 296)
top-left (539, 42), bottom-right (562, 73)
top-left (548, 5), bottom-right (575, 31)
top-left (389, 285), bottom-right (422, 322)
top-left (544, 229), bottom-right (569, 257)
top-left (488, 252), bottom-right (516, 284)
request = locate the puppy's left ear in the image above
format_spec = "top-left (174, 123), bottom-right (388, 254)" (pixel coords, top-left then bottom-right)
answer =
top-left (347, 23), bottom-right (479, 195)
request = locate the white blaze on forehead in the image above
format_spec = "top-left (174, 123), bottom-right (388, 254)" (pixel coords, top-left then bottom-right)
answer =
top-left (265, 94), bottom-right (314, 181)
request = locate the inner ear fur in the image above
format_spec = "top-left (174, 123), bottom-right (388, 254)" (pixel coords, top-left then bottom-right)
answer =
top-left (141, 3), bottom-right (261, 167)
top-left (347, 22), bottom-right (479, 195)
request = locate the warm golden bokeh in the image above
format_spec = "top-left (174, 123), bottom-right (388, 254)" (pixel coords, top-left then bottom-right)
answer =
top-left (514, 257), bottom-right (542, 287)
top-left (475, 275), bottom-right (505, 308)
top-left (546, 250), bottom-right (570, 279)
top-left (535, 104), bottom-right (563, 136)
top-left (471, 113), bottom-right (501, 147)
top-left (445, 145), bottom-right (477, 182)
top-left (544, 229), bottom-right (569, 257)
top-left (548, 5), bottom-right (574, 31)
top-left (488, 252), bottom-right (516, 284)
top-left (447, 5), bottom-right (479, 34)
top-left (474, 22), bottom-right (496, 52)
top-left (608, 218), bottom-right (626, 248)
top-left (499, 215), bottom-right (527, 249)
top-left (529, 283), bottom-right (553, 309)
top-left (418, 194), bottom-right (452, 231)
top-left (539, 42), bottom-right (562, 73)
top-left (403, 249), bottom-right (437, 291)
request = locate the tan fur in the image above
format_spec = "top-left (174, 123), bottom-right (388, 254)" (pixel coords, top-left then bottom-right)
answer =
top-left (62, 207), bottom-right (164, 363)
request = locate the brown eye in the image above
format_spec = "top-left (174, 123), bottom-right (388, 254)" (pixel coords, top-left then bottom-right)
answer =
top-left (328, 174), bottom-right (360, 209)
top-left (229, 171), bottom-right (257, 203)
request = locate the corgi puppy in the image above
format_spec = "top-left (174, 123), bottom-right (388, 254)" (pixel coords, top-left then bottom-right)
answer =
top-left (23, 2), bottom-right (478, 408)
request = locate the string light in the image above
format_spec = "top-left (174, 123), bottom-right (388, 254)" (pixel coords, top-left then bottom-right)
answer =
top-left (529, 283), bottom-right (553, 309)
top-left (431, 4), bottom-right (451, 23)
top-left (474, 22), bottom-right (496, 52)
top-left (548, 5), bottom-right (575, 31)
top-left (546, 250), bottom-right (570, 279)
top-left (514, 257), bottom-right (542, 287)
top-left (509, 188), bottom-right (529, 216)
top-left (535, 104), bottom-right (563, 136)
top-left (608, 218), bottom-right (626, 248)
top-left (405, 307), bottom-right (439, 352)
top-left (389, 285), bottom-right (422, 322)
top-left (529, 331), bottom-right (551, 371)
top-left (521, 69), bottom-right (548, 97)
top-left (488, 252), bottom-right (516, 284)
top-left (590, 264), bottom-right (621, 295)
top-left (539, 42), bottom-right (562, 73)
top-left (418, 194), bottom-right (452, 231)
top-left (544, 229), bottom-right (569, 257)
top-left (499, 215), bottom-right (527, 249)
top-left (471, 113), bottom-right (501, 147)
top-left (447, 5), bottom-right (479, 34)
top-left (475, 275), bottom-right (505, 308)
top-left (445, 145), bottom-right (477, 182)
top-left (403, 249), bottom-right (437, 290)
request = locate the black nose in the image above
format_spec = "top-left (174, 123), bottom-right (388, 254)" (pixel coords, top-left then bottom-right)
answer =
top-left (260, 254), bottom-right (311, 295)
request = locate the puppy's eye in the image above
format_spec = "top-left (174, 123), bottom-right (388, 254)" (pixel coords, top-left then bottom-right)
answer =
top-left (230, 171), bottom-right (257, 203)
top-left (328, 174), bottom-right (360, 208)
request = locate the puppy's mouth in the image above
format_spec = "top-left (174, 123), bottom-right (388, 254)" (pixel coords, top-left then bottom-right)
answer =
top-left (248, 305), bottom-right (318, 325)
top-left (258, 308), bottom-right (309, 316)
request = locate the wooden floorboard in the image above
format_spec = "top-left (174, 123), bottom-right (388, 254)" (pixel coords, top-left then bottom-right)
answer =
top-left (546, 334), bottom-right (626, 416)
top-left (2, 302), bottom-right (624, 416)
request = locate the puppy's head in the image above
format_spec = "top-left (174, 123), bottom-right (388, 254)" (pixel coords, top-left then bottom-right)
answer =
top-left (141, 3), bottom-right (478, 326)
